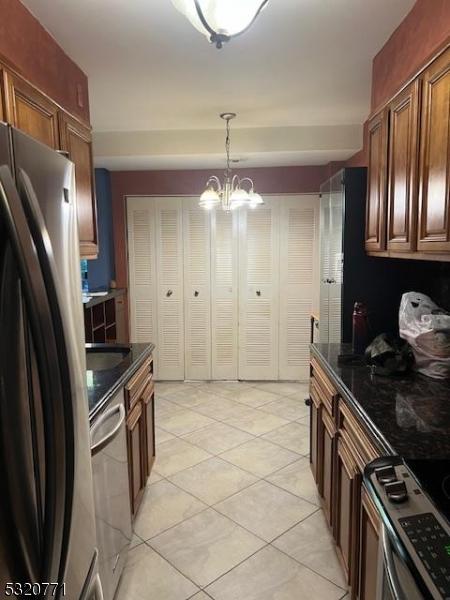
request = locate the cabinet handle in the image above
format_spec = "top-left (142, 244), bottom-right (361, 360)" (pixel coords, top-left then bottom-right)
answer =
top-left (256, 290), bottom-right (261, 296)
top-left (166, 289), bottom-right (173, 297)
top-left (194, 290), bottom-right (199, 297)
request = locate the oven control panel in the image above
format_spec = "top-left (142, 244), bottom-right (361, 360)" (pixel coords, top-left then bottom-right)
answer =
top-left (365, 456), bottom-right (450, 600)
top-left (399, 513), bottom-right (450, 598)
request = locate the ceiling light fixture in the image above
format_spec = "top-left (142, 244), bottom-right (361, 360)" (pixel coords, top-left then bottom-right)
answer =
top-left (199, 113), bottom-right (263, 212)
top-left (171, 0), bottom-right (269, 49)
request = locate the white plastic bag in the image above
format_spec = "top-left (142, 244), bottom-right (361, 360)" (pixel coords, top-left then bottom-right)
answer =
top-left (399, 292), bottom-right (450, 379)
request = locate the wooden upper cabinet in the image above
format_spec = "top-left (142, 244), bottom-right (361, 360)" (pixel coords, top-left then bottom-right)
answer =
top-left (58, 112), bottom-right (98, 258)
top-left (387, 79), bottom-right (420, 252)
top-left (3, 71), bottom-right (59, 149)
top-left (417, 47), bottom-right (450, 253)
top-left (365, 109), bottom-right (389, 251)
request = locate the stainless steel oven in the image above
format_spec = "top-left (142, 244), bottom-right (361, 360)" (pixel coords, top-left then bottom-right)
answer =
top-left (91, 391), bottom-right (131, 600)
top-left (365, 457), bottom-right (450, 600)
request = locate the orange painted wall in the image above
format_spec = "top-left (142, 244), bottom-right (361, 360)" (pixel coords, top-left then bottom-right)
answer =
top-left (345, 0), bottom-right (450, 167)
top-left (0, 0), bottom-right (90, 123)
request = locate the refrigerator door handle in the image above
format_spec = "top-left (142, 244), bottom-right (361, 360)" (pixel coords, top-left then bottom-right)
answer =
top-left (0, 164), bottom-right (73, 590)
top-left (90, 404), bottom-right (125, 456)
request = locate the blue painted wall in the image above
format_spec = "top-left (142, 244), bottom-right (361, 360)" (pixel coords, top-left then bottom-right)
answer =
top-left (87, 168), bottom-right (115, 290)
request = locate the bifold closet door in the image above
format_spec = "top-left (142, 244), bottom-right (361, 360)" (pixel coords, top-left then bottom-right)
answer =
top-left (279, 195), bottom-right (318, 380)
top-left (127, 197), bottom-right (157, 349)
top-left (211, 209), bottom-right (238, 379)
top-left (183, 199), bottom-right (211, 380)
top-left (154, 198), bottom-right (184, 379)
top-left (239, 200), bottom-right (280, 380)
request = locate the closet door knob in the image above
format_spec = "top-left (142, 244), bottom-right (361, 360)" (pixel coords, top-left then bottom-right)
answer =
top-left (166, 289), bottom-right (173, 297)
top-left (194, 290), bottom-right (199, 297)
top-left (256, 290), bottom-right (261, 296)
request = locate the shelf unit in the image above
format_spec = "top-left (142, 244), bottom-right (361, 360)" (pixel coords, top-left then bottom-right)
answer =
top-left (84, 297), bottom-right (118, 343)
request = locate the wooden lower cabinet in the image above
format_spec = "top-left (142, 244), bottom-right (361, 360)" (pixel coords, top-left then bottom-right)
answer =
top-left (125, 355), bottom-right (155, 518)
top-left (126, 400), bottom-right (146, 516)
top-left (357, 487), bottom-right (380, 600)
top-left (309, 354), bottom-right (381, 599)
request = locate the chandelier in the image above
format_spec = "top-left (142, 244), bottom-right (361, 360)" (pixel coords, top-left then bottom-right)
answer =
top-left (171, 0), bottom-right (269, 49)
top-left (199, 113), bottom-right (263, 211)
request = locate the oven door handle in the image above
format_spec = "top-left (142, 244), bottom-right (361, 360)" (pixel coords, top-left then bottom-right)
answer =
top-left (90, 404), bottom-right (125, 457)
top-left (381, 524), bottom-right (407, 600)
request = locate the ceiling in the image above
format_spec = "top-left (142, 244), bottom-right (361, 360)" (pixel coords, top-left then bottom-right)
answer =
top-left (22, 0), bottom-right (415, 169)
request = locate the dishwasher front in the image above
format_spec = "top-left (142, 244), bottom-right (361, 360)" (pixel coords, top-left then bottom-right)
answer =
top-left (91, 391), bottom-right (131, 600)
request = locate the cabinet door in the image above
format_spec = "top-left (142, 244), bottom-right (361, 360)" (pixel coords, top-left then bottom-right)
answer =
top-left (387, 80), bottom-right (420, 252)
top-left (58, 112), bottom-right (98, 258)
top-left (126, 400), bottom-right (146, 516)
top-left (142, 384), bottom-right (155, 476)
top-left (155, 198), bottom-right (185, 380)
top-left (309, 386), bottom-right (321, 487)
top-left (115, 295), bottom-right (127, 344)
top-left (183, 199), bottom-right (211, 380)
top-left (365, 109), bottom-right (389, 251)
top-left (0, 68), bottom-right (5, 122)
top-left (211, 209), bottom-right (239, 379)
top-left (279, 195), bottom-right (317, 380)
top-left (321, 407), bottom-right (335, 527)
top-left (239, 200), bottom-right (279, 380)
top-left (417, 48), bottom-right (450, 252)
top-left (127, 197), bottom-right (158, 347)
top-left (4, 71), bottom-right (59, 148)
top-left (357, 487), bottom-right (380, 600)
top-left (335, 436), bottom-right (361, 587)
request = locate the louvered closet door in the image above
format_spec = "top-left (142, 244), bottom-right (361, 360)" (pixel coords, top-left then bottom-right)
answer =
top-left (239, 200), bottom-right (280, 380)
top-left (279, 195), bottom-right (318, 380)
top-left (211, 209), bottom-right (238, 379)
top-left (155, 198), bottom-right (184, 380)
top-left (127, 197), bottom-right (157, 348)
top-left (183, 198), bottom-right (211, 380)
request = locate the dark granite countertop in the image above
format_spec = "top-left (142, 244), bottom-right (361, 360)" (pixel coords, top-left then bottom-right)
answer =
top-left (82, 288), bottom-right (126, 309)
top-left (311, 343), bottom-right (450, 460)
top-left (87, 342), bottom-right (155, 422)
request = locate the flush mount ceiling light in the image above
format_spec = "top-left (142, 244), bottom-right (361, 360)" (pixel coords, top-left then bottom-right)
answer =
top-left (171, 0), bottom-right (269, 48)
top-left (199, 113), bottom-right (264, 211)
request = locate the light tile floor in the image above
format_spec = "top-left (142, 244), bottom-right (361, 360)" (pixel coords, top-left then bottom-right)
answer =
top-left (116, 381), bottom-right (348, 600)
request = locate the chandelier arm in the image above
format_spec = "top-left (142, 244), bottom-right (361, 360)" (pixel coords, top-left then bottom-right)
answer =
top-left (231, 174), bottom-right (241, 190)
top-left (229, 0), bottom-right (270, 39)
top-left (206, 175), bottom-right (222, 191)
top-left (238, 177), bottom-right (255, 192)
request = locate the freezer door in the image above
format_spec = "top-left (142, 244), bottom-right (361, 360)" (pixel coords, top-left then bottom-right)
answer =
top-left (0, 125), bottom-right (97, 598)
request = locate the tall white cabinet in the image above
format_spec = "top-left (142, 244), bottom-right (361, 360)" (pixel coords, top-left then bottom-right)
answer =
top-left (128, 194), bottom-right (318, 381)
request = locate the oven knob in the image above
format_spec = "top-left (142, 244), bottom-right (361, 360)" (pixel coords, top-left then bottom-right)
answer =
top-left (375, 465), bottom-right (397, 485)
top-left (385, 480), bottom-right (408, 503)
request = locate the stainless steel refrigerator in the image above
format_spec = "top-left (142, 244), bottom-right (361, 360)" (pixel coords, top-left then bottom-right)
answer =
top-left (0, 123), bottom-right (102, 599)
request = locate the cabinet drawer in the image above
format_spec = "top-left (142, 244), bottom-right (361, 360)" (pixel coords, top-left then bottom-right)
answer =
top-left (125, 357), bottom-right (153, 411)
top-left (310, 377), bottom-right (333, 416)
top-left (338, 400), bottom-right (379, 470)
top-left (310, 357), bottom-right (337, 415)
